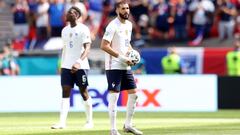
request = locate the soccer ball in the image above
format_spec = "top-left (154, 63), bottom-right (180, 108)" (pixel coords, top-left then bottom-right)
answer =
top-left (126, 49), bottom-right (141, 65)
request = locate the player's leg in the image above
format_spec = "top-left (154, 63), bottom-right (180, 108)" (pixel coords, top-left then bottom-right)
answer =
top-left (109, 91), bottom-right (120, 135)
top-left (51, 68), bottom-right (74, 129)
top-left (106, 70), bottom-right (121, 135)
top-left (76, 70), bottom-right (93, 128)
top-left (121, 70), bottom-right (143, 135)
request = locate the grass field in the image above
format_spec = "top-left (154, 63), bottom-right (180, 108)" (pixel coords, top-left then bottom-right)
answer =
top-left (0, 110), bottom-right (240, 135)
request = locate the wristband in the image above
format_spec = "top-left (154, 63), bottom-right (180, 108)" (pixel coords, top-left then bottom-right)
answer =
top-left (76, 58), bottom-right (83, 64)
top-left (118, 54), bottom-right (128, 63)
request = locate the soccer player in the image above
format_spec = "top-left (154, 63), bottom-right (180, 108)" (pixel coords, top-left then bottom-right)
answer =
top-left (100, 1), bottom-right (143, 135)
top-left (51, 6), bottom-right (93, 129)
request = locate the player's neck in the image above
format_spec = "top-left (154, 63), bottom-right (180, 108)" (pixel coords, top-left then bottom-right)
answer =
top-left (117, 17), bottom-right (126, 24)
top-left (69, 21), bottom-right (77, 28)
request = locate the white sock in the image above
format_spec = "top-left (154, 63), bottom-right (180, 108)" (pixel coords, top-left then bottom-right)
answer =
top-left (59, 98), bottom-right (70, 125)
top-left (108, 92), bottom-right (120, 130)
top-left (125, 93), bottom-right (138, 127)
top-left (84, 96), bottom-right (93, 123)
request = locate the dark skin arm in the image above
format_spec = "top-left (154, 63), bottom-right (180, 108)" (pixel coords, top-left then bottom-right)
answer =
top-left (71, 42), bottom-right (91, 73)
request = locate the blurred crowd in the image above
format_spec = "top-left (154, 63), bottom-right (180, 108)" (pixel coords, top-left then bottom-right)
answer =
top-left (0, 0), bottom-right (239, 51)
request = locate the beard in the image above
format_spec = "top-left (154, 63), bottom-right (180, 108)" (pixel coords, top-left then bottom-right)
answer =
top-left (119, 12), bottom-right (129, 20)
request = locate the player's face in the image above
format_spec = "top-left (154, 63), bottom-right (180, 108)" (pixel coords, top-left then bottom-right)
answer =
top-left (66, 8), bottom-right (78, 22)
top-left (117, 3), bottom-right (130, 20)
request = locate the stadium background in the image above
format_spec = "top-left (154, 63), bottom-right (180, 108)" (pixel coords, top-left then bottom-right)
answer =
top-left (0, 0), bottom-right (240, 134)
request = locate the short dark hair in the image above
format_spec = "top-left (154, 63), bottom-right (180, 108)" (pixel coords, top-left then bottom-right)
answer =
top-left (115, 0), bottom-right (129, 9)
top-left (70, 6), bottom-right (82, 18)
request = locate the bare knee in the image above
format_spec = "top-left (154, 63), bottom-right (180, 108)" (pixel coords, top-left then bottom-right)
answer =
top-left (79, 86), bottom-right (89, 101)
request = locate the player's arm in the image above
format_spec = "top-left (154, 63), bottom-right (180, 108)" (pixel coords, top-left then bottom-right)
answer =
top-left (100, 39), bottom-right (133, 66)
top-left (80, 43), bottom-right (91, 61)
top-left (71, 42), bottom-right (91, 73)
top-left (100, 39), bottom-right (118, 58)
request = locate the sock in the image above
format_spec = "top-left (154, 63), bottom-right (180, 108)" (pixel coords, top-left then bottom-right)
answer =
top-left (59, 98), bottom-right (70, 125)
top-left (84, 96), bottom-right (93, 123)
top-left (125, 93), bottom-right (138, 127)
top-left (108, 92), bottom-right (120, 130)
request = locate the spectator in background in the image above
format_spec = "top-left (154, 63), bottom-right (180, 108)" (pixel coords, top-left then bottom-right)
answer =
top-left (161, 47), bottom-right (182, 74)
top-left (226, 38), bottom-right (240, 76)
top-left (98, 0), bottom-right (114, 37)
top-left (150, 0), bottom-right (172, 40)
top-left (0, 0), bottom-right (7, 13)
top-left (25, 8), bottom-right (37, 50)
top-left (171, 0), bottom-right (189, 41)
top-left (24, 0), bottom-right (38, 50)
top-left (88, 0), bottom-right (103, 40)
top-left (188, 0), bottom-right (215, 46)
top-left (130, 0), bottom-right (149, 40)
top-left (217, 0), bottom-right (237, 41)
top-left (11, 0), bottom-right (29, 39)
top-left (35, 0), bottom-right (49, 49)
top-left (1, 45), bottom-right (20, 75)
top-left (48, 0), bottom-right (65, 37)
top-left (28, 0), bottom-right (38, 14)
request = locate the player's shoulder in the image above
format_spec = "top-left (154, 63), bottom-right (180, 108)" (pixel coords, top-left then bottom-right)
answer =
top-left (107, 18), bottom-right (119, 29)
top-left (125, 20), bottom-right (133, 27)
top-left (62, 25), bottom-right (70, 33)
top-left (111, 18), bottom-right (132, 27)
top-left (77, 23), bottom-right (90, 31)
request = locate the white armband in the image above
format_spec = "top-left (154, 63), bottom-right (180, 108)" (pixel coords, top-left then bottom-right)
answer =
top-left (118, 54), bottom-right (128, 63)
top-left (76, 58), bottom-right (83, 64)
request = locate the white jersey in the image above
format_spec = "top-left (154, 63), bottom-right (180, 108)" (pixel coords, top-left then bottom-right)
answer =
top-left (103, 18), bottom-right (132, 70)
top-left (61, 23), bottom-right (91, 69)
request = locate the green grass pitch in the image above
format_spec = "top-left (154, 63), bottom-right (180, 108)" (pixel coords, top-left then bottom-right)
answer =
top-left (0, 110), bottom-right (240, 135)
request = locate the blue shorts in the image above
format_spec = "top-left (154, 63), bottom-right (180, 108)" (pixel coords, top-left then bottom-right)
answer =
top-left (106, 70), bottom-right (136, 91)
top-left (61, 68), bottom-right (89, 88)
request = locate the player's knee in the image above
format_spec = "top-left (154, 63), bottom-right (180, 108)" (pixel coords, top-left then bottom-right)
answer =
top-left (62, 86), bottom-right (72, 97)
top-left (79, 86), bottom-right (88, 100)
top-left (80, 92), bottom-right (88, 100)
top-left (62, 91), bottom-right (70, 98)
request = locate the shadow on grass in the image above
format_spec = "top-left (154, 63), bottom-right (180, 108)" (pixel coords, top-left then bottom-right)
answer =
top-left (20, 127), bottom-right (162, 135)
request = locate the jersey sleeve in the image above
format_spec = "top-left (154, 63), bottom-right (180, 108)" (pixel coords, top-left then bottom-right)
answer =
top-left (82, 27), bottom-right (91, 44)
top-left (103, 23), bottom-right (115, 43)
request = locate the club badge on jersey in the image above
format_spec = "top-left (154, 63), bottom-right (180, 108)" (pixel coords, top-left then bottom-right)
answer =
top-left (125, 30), bottom-right (128, 35)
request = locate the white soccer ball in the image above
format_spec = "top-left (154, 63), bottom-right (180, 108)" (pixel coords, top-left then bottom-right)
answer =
top-left (126, 49), bottom-right (141, 65)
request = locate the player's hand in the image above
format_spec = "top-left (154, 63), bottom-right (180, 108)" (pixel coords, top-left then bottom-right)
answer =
top-left (126, 60), bottom-right (135, 66)
top-left (71, 63), bottom-right (80, 73)
top-left (118, 54), bottom-right (133, 66)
